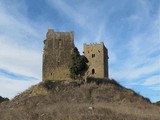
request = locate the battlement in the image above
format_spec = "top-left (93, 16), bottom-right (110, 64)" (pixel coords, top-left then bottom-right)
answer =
top-left (84, 42), bottom-right (108, 51)
top-left (83, 42), bottom-right (104, 46)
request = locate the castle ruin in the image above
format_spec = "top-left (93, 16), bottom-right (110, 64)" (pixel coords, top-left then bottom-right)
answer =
top-left (42, 29), bottom-right (109, 81)
top-left (42, 29), bottom-right (74, 81)
top-left (84, 43), bottom-right (109, 78)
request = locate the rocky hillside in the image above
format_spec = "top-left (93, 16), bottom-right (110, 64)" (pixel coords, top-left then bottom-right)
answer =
top-left (0, 78), bottom-right (160, 120)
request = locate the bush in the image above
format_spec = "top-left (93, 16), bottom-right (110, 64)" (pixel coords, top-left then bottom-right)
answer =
top-left (156, 101), bottom-right (160, 106)
top-left (0, 96), bottom-right (9, 103)
top-left (70, 47), bottom-right (88, 79)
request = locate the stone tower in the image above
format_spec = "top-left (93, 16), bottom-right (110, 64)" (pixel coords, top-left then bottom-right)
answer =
top-left (42, 29), bottom-right (74, 81)
top-left (83, 42), bottom-right (109, 78)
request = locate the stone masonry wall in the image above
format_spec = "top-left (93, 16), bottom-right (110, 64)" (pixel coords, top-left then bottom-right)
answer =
top-left (42, 29), bottom-right (109, 81)
top-left (83, 42), bottom-right (109, 78)
top-left (42, 29), bottom-right (74, 81)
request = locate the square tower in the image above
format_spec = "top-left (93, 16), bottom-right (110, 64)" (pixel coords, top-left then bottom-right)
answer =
top-left (42, 29), bottom-right (74, 81)
top-left (83, 42), bottom-right (109, 78)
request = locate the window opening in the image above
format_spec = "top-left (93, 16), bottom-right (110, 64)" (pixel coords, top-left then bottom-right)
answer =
top-left (92, 54), bottom-right (95, 58)
top-left (57, 61), bottom-right (60, 66)
top-left (58, 39), bottom-right (62, 48)
top-left (92, 69), bottom-right (95, 74)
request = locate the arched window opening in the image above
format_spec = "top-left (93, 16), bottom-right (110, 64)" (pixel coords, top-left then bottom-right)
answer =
top-left (92, 69), bottom-right (95, 75)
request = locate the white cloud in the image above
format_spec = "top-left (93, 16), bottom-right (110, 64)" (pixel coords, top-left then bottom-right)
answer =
top-left (0, 1), bottom-right (43, 79)
top-left (110, 7), bottom-right (160, 81)
top-left (0, 3), bottom-right (39, 39)
top-left (0, 75), bottom-right (40, 99)
top-left (144, 75), bottom-right (160, 86)
top-left (149, 85), bottom-right (160, 91)
top-left (46, 0), bottom-right (108, 42)
top-left (0, 36), bottom-right (42, 78)
top-left (47, 0), bottom-right (86, 28)
top-left (0, 0), bottom-right (159, 102)
top-left (48, 0), bottom-right (160, 85)
top-left (111, 58), bottom-right (159, 82)
top-left (0, 0), bottom-right (44, 98)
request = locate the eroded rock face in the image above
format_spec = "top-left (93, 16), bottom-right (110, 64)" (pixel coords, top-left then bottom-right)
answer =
top-left (0, 96), bottom-right (9, 103)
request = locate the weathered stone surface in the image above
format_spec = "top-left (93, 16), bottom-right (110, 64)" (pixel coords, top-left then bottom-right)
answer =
top-left (42, 29), bottom-right (74, 81)
top-left (42, 29), bottom-right (109, 81)
top-left (83, 43), bottom-right (109, 78)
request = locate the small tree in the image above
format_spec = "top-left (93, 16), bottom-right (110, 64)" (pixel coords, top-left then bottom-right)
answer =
top-left (70, 47), bottom-right (88, 79)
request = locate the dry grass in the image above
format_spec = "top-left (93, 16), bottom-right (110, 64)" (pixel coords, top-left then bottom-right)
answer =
top-left (0, 96), bottom-right (9, 103)
top-left (155, 101), bottom-right (160, 106)
top-left (0, 79), bottom-right (160, 120)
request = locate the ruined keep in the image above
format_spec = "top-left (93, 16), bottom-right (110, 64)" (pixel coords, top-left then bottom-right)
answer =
top-left (42, 29), bottom-right (74, 81)
top-left (42, 29), bottom-right (109, 81)
top-left (84, 43), bottom-right (109, 78)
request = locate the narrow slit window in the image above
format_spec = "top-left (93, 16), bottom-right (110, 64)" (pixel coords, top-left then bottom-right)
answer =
top-left (59, 39), bottom-right (62, 46)
top-left (92, 69), bottom-right (95, 74)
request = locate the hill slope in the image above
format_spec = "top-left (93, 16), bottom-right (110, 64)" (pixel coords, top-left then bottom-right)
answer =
top-left (0, 78), bottom-right (160, 120)
top-left (155, 101), bottom-right (160, 106)
top-left (0, 96), bottom-right (9, 103)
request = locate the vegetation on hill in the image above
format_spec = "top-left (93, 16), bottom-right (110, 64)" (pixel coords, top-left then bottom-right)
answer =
top-left (0, 96), bottom-right (9, 103)
top-left (0, 78), bottom-right (159, 120)
top-left (70, 47), bottom-right (88, 79)
top-left (155, 101), bottom-right (160, 106)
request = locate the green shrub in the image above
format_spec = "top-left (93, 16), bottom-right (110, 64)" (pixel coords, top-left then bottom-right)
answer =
top-left (70, 47), bottom-right (88, 79)
top-left (156, 101), bottom-right (160, 106)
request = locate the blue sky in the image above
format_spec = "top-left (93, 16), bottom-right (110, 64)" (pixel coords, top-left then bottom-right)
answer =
top-left (0, 0), bottom-right (159, 102)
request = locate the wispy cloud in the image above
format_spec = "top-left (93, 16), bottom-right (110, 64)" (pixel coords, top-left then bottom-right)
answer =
top-left (0, 74), bottom-right (39, 99)
top-left (0, 0), bottom-right (43, 98)
top-left (0, 36), bottom-right (41, 78)
top-left (0, 0), bottom-right (159, 102)
top-left (46, 0), bottom-right (112, 55)
top-left (47, 0), bottom-right (106, 28)
top-left (144, 75), bottom-right (160, 86)
top-left (39, 0), bottom-right (160, 87)
top-left (109, 2), bottom-right (160, 81)
top-left (47, 0), bottom-right (86, 27)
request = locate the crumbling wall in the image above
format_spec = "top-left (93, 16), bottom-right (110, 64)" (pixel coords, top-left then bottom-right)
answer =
top-left (42, 29), bottom-right (74, 81)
